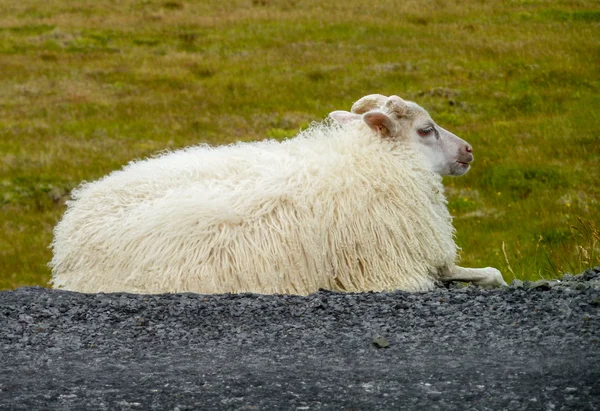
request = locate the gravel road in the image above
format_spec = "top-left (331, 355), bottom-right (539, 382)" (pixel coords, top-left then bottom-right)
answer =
top-left (1, 268), bottom-right (599, 410)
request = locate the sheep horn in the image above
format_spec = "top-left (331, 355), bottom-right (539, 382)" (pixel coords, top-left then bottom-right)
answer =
top-left (350, 94), bottom-right (389, 114)
top-left (385, 95), bottom-right (408, 117)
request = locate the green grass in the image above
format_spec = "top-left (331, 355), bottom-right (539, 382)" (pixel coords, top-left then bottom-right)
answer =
top-left (1, 0), bottom-right (599, 289)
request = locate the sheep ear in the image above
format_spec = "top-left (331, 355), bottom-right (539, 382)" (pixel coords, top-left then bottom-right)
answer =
top-left (329, 110), bottom-right (362, 124)
top-left (385, 95), bottom-right (408, 117)
top-left (363, 111), bottom-right (395, 137)
top-left (351, 94), bottom-right (389, 114)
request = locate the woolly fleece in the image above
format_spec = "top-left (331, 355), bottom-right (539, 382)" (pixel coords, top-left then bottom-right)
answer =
top-left (50, 121), bottom-right (456, 294)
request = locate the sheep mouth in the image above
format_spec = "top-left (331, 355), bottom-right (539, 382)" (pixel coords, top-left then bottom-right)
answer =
top-left (456, 161), bottom-right (470, 167)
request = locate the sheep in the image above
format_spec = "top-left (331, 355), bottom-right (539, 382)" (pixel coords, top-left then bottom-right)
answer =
top-left (50, 94), bottom-right (506, 294)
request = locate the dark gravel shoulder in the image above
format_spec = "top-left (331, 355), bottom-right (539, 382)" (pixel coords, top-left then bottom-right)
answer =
top-left (1, 268), bottom-right (600, 410)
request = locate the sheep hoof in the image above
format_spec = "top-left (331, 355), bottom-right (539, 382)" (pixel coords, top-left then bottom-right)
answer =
top-left (474, 268), bottom-right (508, 288)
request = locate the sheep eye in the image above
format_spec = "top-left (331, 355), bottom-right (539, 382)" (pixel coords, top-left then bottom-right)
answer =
top-left (417, 127), bottom-right (434, 137)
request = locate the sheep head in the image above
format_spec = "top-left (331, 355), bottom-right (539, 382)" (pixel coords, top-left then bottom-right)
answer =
top-left (329, 95), bottom-right (474, 177)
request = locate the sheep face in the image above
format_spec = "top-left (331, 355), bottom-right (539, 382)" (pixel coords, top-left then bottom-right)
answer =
top-left (400, 100), bottom-right (474, 177)
top-left (329, 95), bottom-right (474, 177)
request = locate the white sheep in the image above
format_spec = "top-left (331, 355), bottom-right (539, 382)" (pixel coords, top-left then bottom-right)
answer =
top-left (50, 94), bottom-right (506, 294)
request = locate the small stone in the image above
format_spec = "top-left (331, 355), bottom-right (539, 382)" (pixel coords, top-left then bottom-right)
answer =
top-left (531, 280), bottom-right (551, 291)
top-left (561, 273), bottom-right (573, 282)
top-left (511, 279), bottom-right (524, 289)
top-left (449, 282), bottom-right (468, 289)
top-left (588, 280), bottom-right (600, 290)
top-left (372, 335), bottom-right (389, 348)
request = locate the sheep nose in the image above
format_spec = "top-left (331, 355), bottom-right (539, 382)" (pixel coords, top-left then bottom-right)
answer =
top-left (465, 145), bottom-right (473, 153)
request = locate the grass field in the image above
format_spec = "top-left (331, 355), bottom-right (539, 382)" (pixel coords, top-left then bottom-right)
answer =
top-left (1, 0), bottom-right (599, 290)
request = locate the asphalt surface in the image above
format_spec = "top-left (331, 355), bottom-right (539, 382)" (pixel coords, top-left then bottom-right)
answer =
top-left (1, 268), bottom-right (599, 410)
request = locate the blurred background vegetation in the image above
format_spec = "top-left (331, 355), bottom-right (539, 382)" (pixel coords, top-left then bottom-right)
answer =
top-left (1, 0), bottom-right (598, 289)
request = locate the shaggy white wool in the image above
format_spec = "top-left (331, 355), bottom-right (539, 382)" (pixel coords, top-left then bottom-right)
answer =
top-left (50, 121), bottom-right (457, 294)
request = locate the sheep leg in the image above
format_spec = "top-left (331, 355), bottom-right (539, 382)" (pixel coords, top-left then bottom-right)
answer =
top-left (439, 266), bottom-right (507, 288)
